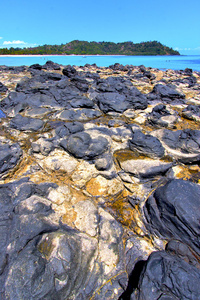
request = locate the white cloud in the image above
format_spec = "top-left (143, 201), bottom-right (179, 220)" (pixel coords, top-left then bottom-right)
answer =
top-left (0, 37), bottom-right (3, 39)
top-left (3, 40), bottom-right (27, 45)
top-left (175, 46), bottom-right (200, 51)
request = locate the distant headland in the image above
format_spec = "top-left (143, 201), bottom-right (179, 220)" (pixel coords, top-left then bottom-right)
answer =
top-left (0, 40), bottom-right (180, 56)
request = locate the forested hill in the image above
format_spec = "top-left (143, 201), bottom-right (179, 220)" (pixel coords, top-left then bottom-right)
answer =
top-left (0, 40), bottom-right (180, 55)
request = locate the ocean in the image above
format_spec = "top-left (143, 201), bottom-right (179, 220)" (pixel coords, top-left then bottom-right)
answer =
top-left (0, 55), bottom-right (200, 71)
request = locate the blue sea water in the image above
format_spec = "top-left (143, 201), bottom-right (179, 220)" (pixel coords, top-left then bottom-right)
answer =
top-left (0, 55), bottom-right (200, 71)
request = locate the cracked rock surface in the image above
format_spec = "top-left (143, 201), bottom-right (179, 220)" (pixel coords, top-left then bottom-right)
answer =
top-left (0, 62), bottom-right (200, 299)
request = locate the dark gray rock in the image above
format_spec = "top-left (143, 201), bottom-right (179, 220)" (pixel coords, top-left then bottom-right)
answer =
top-left (0, 141), bottom-right (22, 176)
top-left (97, 92), bottom-right (129, 113)
top-left (57, 108), bottom-right (102, 121)
top-left (71, 75), bottom-right (90, 92)
top-left (148, 84), bottom-right (185, 102)
top-left (134, 245), bottom-right (200, 300)
top-left (0, 178), bottom-right (128, 300)
top-left (54, 122), bottom-right (84, 138)
top-left (157, 129), bottom-right (200, 163)
top-left (42, 60), bottom-right (61, 70)
top-left (61, 131), bottom-right (109, 159)
top-left (70, 97), bottom-right (94, 108)
top-left (10, 114), bottom-right (44, 131)
top-left (62, 65), bottom-right (77, 77)
top-left (0, 92), bottom-right (28, 116)
top-left (96, 77), bottom-right (147, 112)
top-left (0, 82), bottom-right (8, 93)
top-left (0, 178), bottom-right (58, 295)
top-left (144, 179), bottom-right (200, 255)
top-left (65, 121), bottom-right (84, 134)
top-left (29, 63), bottom-right (43, 70)
top-left (109, 63), bottom-right (129, 72)
top-left (182, 104), bottom-right (200, 122)
top-left (129, 131), bottom-right (165, 158)
top-left (148, 105), bottom-right (178, 128)
top-left (184, 68), bottom-right (193, 75)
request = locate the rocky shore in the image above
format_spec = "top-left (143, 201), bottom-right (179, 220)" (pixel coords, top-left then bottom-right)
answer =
top-left (0, 61), bottom-right (200, 300)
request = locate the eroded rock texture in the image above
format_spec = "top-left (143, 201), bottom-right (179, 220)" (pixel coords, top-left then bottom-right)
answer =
top-left (0, 63), bottom-right (200, 299)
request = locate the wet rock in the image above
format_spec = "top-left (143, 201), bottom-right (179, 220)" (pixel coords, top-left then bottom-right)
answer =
top-left (61, 131), bottom-right (109, 159)
top-left (144, 179), bottom-right (200, 254)
top-left (0, 81), bottom-right (8, 93)
top-left (0, 141), bottom-right (22, 176)
top-left (129, 131), bottom-right (165, 158)
top-left (10, 114), bottom-right (44, 131)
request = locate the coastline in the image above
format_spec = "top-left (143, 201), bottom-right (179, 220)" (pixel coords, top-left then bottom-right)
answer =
top-left (0, 54), bottom-right (127, 57)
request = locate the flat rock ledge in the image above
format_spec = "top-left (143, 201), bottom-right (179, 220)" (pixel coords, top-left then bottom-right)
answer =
top-left (0, 62), bottom-right (200, 300)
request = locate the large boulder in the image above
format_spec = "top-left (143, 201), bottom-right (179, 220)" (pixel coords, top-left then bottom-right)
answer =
top-left (144, 179), bottom-right (200, 255)
top-left (133, 241), bottom-right (200, 300)
top-left (0, 178), bottom-right (128, 300)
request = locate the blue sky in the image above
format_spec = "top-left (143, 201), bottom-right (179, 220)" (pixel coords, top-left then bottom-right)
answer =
top-left (1, 0), bottom-right (200, 54)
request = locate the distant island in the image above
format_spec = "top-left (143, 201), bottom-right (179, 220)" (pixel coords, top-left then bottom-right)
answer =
top-left (0, 40), bottom-right (180, 56)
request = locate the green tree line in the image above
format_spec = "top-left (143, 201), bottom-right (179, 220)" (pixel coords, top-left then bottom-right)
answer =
top-left (0, 40), bottom-right (180, 55)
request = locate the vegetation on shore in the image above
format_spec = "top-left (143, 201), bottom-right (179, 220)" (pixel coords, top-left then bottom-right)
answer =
top-left (0, 40), bottom-right (180, 56)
